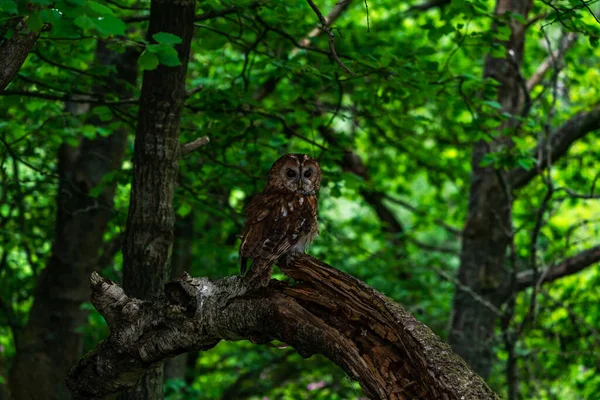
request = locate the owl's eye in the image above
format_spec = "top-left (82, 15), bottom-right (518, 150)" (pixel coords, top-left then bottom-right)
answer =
top-left (286, 169), bottom-right (297, 178)
top-left (304, 169), bottom-right (312, 178)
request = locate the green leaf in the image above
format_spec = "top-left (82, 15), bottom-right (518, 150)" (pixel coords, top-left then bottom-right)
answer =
top-left (82, 125), bottom-right (96, 139)
top-left (509, 12), bottom-right (526, 24)
top-left (27, 11), bottom-right (44, 33)
top-left (153, 32), bottom-right (182, 45)
top-left (177, 203), bottom-right (192, 217)
top-left (145, 44), bottom-right (162, 53)
top-left (494, 25), bottom-right (511, 41)
top-left (483, 100), bottom-right (502, 110)
top-left (139, 50), bottom-right (159, 70)
top-left (517, 157), bottom-right (535, 171)
top-left (490, 44), bottom-right (506, 58)
top-left (93, 106), bottom-right (113, 122)
top-left (0, 0), bottom-right (18, 14)
top-left (93, 14), bottom-right (125, 35)
top-left (74, 14), bottom-right (95, 30)
top-left (480, 153), bottom-right (498, 167)
top-left (88, 1), bottom-right (114, 16)
top-left (157, 46), bottom-right (181, 67)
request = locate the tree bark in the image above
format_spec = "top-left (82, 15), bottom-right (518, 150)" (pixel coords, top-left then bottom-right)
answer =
top-left (448, 0), bottom-right (532, 379)
top-left (0, 18), bottom-right (39, 92)
top-left (119, 0), bottom-right (196, 398)
top-left (67, 255), bottom-right (500, 400)
top-left (8, 42), bottom-right (139, 400)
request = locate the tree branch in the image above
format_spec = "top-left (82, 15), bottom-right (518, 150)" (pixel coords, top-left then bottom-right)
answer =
top-left (253, 0), bottom-right (353, 101)
top-left (304, 0), bottom-right (355, 75)
top-left (123, 2), bottom-right (264, 23)
top-left (516, 245), bottom-right (600, 290)
top-left (407, 0), bottom-right (450, 12)
top-left (526, 33), bottom-right (577, 92)
top-left (181, 136), bottom-right (210, 154)
top-left (0, 90), bottom-right (137, 105)
top-left (509, 105), bottom-right (600, 189)
top-left (66, 255), bottom-right (499, 400)
top-left (291, 0), bottom-right (353, 57)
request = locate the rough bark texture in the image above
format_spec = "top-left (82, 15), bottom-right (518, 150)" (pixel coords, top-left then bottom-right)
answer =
top-left (0, 18), bottom-right (39, 92)
top-left (448, 0), bottom-right (532, 379)
top-left (120, 0), bottom-right (196, 398)
top-left (8, 43), bottom-right (139, 400)
top-left (67, 254), bottom-right (499, 400)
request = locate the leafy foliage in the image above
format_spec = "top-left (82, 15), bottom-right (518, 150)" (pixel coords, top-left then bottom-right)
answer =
top-left (1, 0), bottom-right (600, 399)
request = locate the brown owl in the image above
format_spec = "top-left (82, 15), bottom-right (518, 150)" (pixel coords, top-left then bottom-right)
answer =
top-left (239, 154), bottom-right (321, 287)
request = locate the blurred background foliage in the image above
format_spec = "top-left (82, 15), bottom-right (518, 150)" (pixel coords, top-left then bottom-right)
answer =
top-left (1, 0), bottom-right (600, 398)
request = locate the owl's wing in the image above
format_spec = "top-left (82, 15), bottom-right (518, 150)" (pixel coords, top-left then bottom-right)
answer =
top-left (239, 193), bottom-right (310, 286)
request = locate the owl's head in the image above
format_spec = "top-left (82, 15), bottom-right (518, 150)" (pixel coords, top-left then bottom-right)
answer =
top-left (267, 154), bottom-right (321, 195)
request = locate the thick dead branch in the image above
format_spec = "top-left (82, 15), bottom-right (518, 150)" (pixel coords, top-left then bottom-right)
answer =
top-left (509, 105), bottom-right (600, 189)
top-left (67, 255), bottom-right (498, 400)
top-left (516, 245), bottom-right (600, 290)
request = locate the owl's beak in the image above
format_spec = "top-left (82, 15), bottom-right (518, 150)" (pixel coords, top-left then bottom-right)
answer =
top-left (297, 179), bottom-right (304, 190)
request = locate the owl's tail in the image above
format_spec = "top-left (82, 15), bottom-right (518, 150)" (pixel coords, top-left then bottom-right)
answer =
top-left (242, 258), bottom-right (273, 288)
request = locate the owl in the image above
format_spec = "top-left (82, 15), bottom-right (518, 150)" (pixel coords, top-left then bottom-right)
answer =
top-left (239, 154), bottom-right (321, 287)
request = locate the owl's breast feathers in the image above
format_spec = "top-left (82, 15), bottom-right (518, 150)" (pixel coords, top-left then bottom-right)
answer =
top-left (239, 191), bottom-right (318, 278)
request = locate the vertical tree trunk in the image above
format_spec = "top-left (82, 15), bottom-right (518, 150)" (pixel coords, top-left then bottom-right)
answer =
top-left (8, 43), bottom-right (139, 400)
top-left (449, 0), bottom-right (532, 379)
top-left (0, 18), bottom-right (39, 92)
top-left (120, 0), bottom-right (195, 398)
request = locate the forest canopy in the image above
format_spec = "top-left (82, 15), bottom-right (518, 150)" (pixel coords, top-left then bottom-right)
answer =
top-left (1, 0), bottom-right (600, 399)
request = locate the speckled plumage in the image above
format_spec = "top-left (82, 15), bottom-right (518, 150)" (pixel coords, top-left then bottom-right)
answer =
top-left (239, 154), bottom-right (321, 287)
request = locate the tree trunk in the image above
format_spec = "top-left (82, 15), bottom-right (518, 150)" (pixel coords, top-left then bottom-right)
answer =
top-left (448, 0), bottom-right (532, 379)
top-left (119, 0), bottom-right (196, 398)
top-left (8, 42), bottom-right (139, 400)
top-left (0, 18), bottom-right (39, 92)
top-left (67, 255), bottom-right (500, 400)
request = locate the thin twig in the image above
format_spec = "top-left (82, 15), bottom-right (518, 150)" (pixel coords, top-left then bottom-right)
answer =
top-left (1, 90), bottom-right (137, 105)
top-left (364, 0), bottom-right (370, 32)
top-left (185, 85), bottom-right (204, 98)
top-left (305, 0), bottom-right (355, 75)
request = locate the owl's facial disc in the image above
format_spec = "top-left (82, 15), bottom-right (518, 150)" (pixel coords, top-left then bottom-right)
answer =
top-left (269, 154), bottom-right (320, 194)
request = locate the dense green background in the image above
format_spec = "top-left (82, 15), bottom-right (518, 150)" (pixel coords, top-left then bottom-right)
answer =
top-left (1, 0), bottom-right (600, 398)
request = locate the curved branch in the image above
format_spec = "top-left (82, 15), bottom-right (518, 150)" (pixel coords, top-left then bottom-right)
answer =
top-left (516, 245), bottom-right (600, 290)
top-left (509, 105), bottom-right (600, 189)
top-left (67, 255), bottom-right (498, 400)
